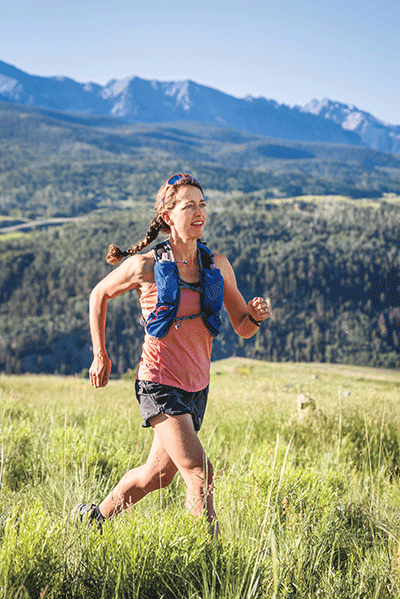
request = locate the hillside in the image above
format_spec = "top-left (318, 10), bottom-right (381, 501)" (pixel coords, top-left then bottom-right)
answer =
top-left (1, 101), bottom-right (400, 225)
top-left (1, 197), bottom-right (400, 375)
top-left (1, 102), bottom-right (400, 374)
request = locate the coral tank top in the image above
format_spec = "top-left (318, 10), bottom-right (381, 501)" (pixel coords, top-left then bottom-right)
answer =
top-left (137, 282), bottom-right (213, 391)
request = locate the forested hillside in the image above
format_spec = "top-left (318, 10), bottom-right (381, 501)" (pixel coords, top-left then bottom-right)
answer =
top-left (2, 101), bottom-right (400, 225)
top-left (1, 101), bottom-right (400, 374)
top-left (1, 198), bottom-right (400, 374)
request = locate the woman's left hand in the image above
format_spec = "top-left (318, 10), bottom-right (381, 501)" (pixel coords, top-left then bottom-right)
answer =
top-left (248, 297), bottom-right (271, 322)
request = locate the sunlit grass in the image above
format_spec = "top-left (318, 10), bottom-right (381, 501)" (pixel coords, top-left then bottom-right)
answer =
top-left (1, 359), bottom-right (400, 597)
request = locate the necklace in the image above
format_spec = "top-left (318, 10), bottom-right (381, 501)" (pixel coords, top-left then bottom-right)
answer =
top-left (175, 260), bottom-right (200, 277)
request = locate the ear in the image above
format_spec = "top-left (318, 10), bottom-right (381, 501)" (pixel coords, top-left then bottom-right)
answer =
top-left (162, 210), bottom-right (173, 227)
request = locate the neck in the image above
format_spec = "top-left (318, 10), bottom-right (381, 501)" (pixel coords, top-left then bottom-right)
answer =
top-left (168, 237), bottom-right (198, 264)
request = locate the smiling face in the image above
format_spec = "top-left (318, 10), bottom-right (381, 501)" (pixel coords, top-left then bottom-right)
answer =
top-left (162, 185), bottom-right (207, 242)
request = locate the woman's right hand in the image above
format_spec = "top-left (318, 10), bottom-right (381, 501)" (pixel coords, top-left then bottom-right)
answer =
top-left (89, 353), bottom-right (112, 388)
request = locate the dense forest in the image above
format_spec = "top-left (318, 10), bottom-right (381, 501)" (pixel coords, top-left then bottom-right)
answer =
top-left (1, 101), bottom-right (400, 374)
top-left (1, 198), bottom-right (400, 375)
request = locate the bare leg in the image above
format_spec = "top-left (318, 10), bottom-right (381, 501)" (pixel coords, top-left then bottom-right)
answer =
top-left (150, 413), bottom-right (219, 537)
top-left (98, 432), bottom-right (178, 518)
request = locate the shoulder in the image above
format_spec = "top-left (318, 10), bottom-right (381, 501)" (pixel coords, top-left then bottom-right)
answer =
top-left (212, 252), bottom-right (231, 269)
top-left (137, 250), bottom-right (156, 271)
top-left (92, 250), bottom-right (155, 299)
top-left (114, 250), bottom-right (154, 281)
top-left (212, 252), bottom-right (236, 281)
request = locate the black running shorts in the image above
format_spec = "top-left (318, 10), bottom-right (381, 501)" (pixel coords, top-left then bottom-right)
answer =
top-left (135, 380), bottom-right (209, 431)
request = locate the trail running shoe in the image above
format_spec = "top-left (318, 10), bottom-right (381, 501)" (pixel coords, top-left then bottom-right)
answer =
top-left (72, 503), bottom-right (105, 533)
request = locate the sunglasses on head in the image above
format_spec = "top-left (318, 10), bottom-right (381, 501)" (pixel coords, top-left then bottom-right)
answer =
top-left (162, 174), bottom-right (201, 206)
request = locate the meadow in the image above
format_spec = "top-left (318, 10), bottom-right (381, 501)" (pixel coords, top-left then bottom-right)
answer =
top-left (2, 357), bottom-right (400, 598)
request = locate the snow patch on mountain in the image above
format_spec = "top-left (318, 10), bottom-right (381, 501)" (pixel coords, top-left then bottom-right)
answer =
top-left (301, 98), bottom-right (400, 154)
top-left (0, 74), bottom-right (19, 94)
top-left (162, 81), bottom-right (192, 111)
top-left (342, 111), bottom-right (364, 131)
top-left (101, 78), bottom-right (131, 99)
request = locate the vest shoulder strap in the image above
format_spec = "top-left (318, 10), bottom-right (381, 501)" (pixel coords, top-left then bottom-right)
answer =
top-left (152, 239), bottom-right (173, 262)
top-left (152, 240), bottom-right (215, 269)
top-left (197, 242), bottom-right (215, 270)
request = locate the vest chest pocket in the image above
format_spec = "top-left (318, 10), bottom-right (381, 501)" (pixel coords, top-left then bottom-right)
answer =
top-left (202, 271), bottom-right (224, 309)
top-left (205, 281), bottom-right (224, 301)
top-left (154, 263), bottom-right (179, 304)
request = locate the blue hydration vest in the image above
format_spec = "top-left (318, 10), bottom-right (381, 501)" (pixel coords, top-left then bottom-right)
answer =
top-left (144, 240), bottom-right (224, 339)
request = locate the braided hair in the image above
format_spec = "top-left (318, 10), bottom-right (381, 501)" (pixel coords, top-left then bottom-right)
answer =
top-left (105, 175), bottom-right (203, 265)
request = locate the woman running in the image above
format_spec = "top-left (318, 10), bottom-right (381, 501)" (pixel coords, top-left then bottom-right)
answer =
top-left (77, 174), bottom-right (270, 535)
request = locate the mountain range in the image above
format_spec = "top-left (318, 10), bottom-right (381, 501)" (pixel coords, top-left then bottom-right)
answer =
top-left (1, 59), bottom-right (399, 154)
top-left (302, 98), bottom-right (400, 155)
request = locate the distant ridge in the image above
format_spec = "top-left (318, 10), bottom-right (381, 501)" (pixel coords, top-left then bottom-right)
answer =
top-left (301, 98), bottom-right (400, 155)
top-left (0, 60), bottom-right (359, 147)
top-left (0, 59), bottom-right (399, 153)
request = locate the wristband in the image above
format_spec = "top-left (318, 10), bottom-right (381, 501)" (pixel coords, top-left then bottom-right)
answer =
top-left (247, 313), bottom-right (261, 327)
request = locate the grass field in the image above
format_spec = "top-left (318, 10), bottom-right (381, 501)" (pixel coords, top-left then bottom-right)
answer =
top-left (2, 358), bottom-right (400, 598)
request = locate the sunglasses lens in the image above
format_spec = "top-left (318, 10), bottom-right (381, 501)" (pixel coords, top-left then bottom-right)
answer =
top-left (166, 174), bottom-right (200, 187)
top-left (162, 174), bottom-right (201, 205)
top-left (167, 174), bottom-right (183, 186)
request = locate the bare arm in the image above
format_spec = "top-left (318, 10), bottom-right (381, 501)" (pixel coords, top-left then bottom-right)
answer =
top-left (89, 253), bottom-right (152, 387)
top-left (214, 253), bottom-right (270, 339)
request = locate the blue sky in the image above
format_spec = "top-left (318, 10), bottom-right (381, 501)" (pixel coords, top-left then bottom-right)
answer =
top-left (1, 0), bottom-right (399, 124)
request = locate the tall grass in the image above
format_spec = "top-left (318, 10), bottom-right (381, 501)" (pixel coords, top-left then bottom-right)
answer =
top-left (1, 359), bottom-right (400, 597)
